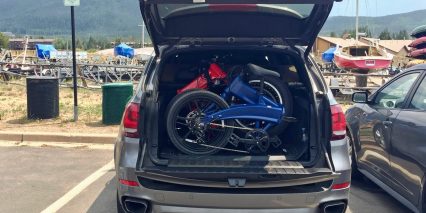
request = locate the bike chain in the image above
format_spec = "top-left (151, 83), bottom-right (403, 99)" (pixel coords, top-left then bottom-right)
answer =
top-left (184, 122), bottom-right (264, 154)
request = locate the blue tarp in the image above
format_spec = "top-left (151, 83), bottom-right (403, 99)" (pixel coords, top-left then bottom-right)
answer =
top-left (35, 44), bottom-right (57, 59)
top-left (114, 43), bottom-right (134, 58)
top-left (322, 47), bottom-right (336, 63)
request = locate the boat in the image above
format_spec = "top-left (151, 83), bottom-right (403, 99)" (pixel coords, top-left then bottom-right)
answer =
top-left (334, 44), bottom-right (393, 72)
top-left (409, 48), bottom-right (426, 59)
top-left (409, 36), bottom-right (426, 49)
top-left (411, 25), bottom-right (426, 39)
top-left (333, 0), bottom-right (393, 73)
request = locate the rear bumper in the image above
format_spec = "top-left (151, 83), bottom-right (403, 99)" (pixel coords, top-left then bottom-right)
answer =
top-left (115, 135), bottom-right (351, 212)
top-left (117, 175), bottom-right (348, 212)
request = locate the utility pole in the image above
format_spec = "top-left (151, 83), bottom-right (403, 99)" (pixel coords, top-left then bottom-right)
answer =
top-left (138, 23), bottom-right (145, 48)
top-left (355, 0), bottom-right (359, 42)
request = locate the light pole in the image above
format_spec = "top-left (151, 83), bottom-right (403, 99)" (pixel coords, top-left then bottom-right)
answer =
top-left (71, 6), bottom-right (78, 121)
top-left (64, 0), bottom-right (79, 122)
top-left (138, 23), bottom-right (145, 48)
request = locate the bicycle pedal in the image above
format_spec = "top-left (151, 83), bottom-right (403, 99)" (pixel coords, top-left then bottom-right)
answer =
top-left (228, 134), bottom-right (240, 147)
top-left (271, 136), bottom-right (282, 148)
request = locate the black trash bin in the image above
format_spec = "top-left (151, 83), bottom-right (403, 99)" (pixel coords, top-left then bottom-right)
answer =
top-left (27, 76), bottom-right (59, 119)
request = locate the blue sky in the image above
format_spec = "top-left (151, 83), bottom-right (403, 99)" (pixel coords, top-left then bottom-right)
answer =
top-left (330, 0), bottom-right (426, 17)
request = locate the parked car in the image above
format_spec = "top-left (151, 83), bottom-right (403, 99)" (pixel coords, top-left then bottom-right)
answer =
top-left (115, 1), bottom-right (350, 213)
top-left (346, 64), bottom-right (426, 213)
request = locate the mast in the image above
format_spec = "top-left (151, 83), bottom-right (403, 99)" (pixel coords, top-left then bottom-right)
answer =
top-left (22, 36), bottom-right (29, 64)
top-left (355, 0), bottom-right (359, 42)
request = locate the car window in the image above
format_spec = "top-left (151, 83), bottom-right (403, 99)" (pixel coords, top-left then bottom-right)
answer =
top-left (373, 73), bottom-right (420, 109)
top-left (409, 76), bottom-right (426, 111)
top-left (157, 4), bottom-right (315, 19)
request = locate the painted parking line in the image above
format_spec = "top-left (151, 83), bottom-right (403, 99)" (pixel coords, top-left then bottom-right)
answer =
top-left (0, 140), bottom-right (113, 150)
top-left (40, 160), bottom-right (114, 213)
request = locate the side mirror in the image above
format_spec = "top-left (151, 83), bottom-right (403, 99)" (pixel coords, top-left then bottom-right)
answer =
top-left (352, 92), bottom-right (368, 103)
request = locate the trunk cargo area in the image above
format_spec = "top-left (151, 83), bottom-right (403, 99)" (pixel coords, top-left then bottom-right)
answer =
top-left (140, 48), bottom-right (332, 185)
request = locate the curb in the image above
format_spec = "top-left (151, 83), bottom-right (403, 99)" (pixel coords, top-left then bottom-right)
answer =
top-left (0, 131), bottom-right (116, 144)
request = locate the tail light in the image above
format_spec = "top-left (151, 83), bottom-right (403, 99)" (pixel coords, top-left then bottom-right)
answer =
top-left (123, 102), bottom-right (140, 138)
top-left (330, 104), bottom-right (346, 141)
top-left (119, 179), bottom-right (139, 187)
top-left (331, 182), bottom-right (351, 190)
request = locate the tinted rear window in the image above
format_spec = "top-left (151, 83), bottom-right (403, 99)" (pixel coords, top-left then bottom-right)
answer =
top-left (158, 4), bottom-right (315, 19)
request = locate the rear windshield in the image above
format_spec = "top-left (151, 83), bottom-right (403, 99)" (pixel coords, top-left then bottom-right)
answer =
top-left (158, 4), bottom-right (315, 19)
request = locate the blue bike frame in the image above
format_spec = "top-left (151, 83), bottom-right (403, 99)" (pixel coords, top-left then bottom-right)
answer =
top-left (201, 76), bottom-right (285, 131)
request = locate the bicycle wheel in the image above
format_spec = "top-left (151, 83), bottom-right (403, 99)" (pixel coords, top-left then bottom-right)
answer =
top-left (240, 75), bottom-right (293, 135)
top-left (165, 90), bottom-right (234, 155)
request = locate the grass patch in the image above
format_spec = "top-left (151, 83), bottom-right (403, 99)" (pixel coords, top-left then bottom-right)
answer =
top-left (0, 80), bottom-right (108, 126)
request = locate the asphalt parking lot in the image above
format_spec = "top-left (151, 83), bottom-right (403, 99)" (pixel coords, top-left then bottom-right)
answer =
top-left (0, 141), bottom-right (412, 213)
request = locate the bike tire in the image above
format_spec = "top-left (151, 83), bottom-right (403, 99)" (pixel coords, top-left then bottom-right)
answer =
top-left (165, 90), bottom-right (234, 155)
top-left (247, 75), bottom-right (293, 135)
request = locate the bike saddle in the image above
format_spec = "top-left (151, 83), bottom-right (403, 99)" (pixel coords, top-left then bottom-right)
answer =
top-left (246, 63), bottom-right (280, 78)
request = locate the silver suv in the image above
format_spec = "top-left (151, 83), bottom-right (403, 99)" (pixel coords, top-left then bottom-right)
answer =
top-left (115, 1), bottom-right (350, 212)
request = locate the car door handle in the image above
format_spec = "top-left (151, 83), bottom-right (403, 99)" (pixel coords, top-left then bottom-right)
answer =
top-left (383, 121), bottom-right (393, 126)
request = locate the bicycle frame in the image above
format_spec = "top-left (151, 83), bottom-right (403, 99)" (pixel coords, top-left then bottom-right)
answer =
top-left (201, 75), bottom-right (285, 131)
top-left (177, 63), bottom-right (227, 94)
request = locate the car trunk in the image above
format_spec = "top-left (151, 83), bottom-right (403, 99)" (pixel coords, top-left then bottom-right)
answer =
top-left (137, 47), bottom-right (336, 188)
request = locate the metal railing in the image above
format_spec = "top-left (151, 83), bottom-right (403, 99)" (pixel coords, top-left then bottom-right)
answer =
top-left (0, 62), bottom-right (145, 86)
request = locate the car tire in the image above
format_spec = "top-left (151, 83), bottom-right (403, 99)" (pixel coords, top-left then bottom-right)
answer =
top-left (347, 133), bottom-right (361, 179)
top-left (117, 193), bottom-right (126, 213)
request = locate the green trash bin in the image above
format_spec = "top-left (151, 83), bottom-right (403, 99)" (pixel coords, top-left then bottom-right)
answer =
top-left (102, 83), bottom-right (133, 124)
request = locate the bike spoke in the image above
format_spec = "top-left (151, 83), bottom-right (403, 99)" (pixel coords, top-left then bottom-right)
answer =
top-left (181, 131), bottom-right (192, 143)
top-left (192, 100), bottom-right (201, 111)
top-left (176, 116), bottom-right (188, 121)
top-left (176, 121), bottom-right (188, 126)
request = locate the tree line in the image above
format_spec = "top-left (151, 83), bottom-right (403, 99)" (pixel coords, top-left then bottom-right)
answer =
top-left (329, 26), bottom-right (411, 40)
top-left (54, 36), bottom-right (145, 52)
top-left (0, 34), bottom-right (148, 52)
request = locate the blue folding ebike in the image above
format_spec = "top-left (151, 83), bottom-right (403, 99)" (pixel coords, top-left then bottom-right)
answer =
top-left (166, 64), bottom-right (294, 155)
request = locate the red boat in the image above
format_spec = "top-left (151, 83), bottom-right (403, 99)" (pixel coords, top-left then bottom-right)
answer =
top-left (409, 37), bottom-right (426, 49)
top-left (334, 44), bottom-right (393, 72)
top-left (409, 48), bottom-right (426, 59)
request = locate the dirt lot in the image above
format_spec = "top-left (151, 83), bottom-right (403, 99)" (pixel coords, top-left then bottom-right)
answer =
top-left (0, 80), bottom-right (118, 134)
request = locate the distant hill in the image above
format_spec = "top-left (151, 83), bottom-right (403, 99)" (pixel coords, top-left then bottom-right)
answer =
top-left (0, 0), bottom-right (142, 38)
top-left (0, 0), bottom-right (425, 39)
top-left (322, 9), bottom-right (426, 37)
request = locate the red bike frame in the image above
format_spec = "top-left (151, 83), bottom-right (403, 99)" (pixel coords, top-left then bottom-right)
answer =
top-left (177, 63), bottom-right (228, 94)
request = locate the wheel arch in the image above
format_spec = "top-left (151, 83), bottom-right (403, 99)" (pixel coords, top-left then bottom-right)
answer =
top-left (346, 123), bottom-right (361, 158)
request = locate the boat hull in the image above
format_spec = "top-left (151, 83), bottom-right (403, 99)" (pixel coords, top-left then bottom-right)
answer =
top-left (334, 55), bottom-right (392, 71)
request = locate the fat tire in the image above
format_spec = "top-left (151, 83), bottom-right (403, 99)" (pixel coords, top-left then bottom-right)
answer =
top-left (165, 90), bottom-right (233, 155)
top-left (247, 75), bottom-right (293, 135)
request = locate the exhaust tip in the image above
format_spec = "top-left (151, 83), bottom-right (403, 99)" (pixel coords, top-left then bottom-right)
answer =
top-left (321, 201), bottom-right (347, 213)
top-left (124, 198), bottom-right (149, 213)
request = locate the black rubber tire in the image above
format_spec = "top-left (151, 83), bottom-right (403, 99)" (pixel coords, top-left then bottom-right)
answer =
top-left (247, 75), bottom-right (293, 135)
top-left (165, 90), bottom-right (234, 155)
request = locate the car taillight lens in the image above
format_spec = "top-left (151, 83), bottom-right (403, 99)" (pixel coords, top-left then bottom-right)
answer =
top-left (123, 102), bottom-right (140, 138)
top-left (331, 104), bottom-right (346, 141)
top-left (331, 182), bottom-right (351, 190)
top-left (119, 179), bottom-right (139, 187)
